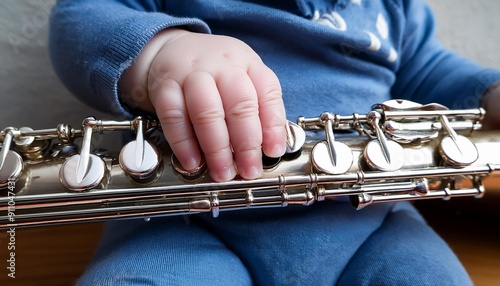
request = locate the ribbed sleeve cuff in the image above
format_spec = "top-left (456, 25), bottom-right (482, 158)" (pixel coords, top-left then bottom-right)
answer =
top-left (90, 13), bottom-right (210, 118)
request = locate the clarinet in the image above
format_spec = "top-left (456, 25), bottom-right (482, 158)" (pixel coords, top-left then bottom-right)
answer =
top-left (1, 100), bottom-right (499, 229)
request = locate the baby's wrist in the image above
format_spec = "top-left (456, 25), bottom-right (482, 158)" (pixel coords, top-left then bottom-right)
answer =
top-left (118, 28), bottom-right (190, 113)
top-left (480, 81), bottom-right (500, 129)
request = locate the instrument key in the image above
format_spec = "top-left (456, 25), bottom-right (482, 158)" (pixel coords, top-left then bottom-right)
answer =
top-left (285, 120), bottom-right (306, 154)
top-left (311, 113), bottom-right (353, 174)
top-left (60, 118), bottom-right (107, 191)
top-left (119, 118), bottom-right (162, 183)
top-left (0, 128), bottom-right (24, 190)
top-left (438, 115), bottom-right (479, 167)
top-left (363, 111), bottom-right (405, 171)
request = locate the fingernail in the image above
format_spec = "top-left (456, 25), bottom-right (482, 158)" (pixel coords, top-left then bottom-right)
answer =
top-left (242, 166), bottom-right (261, 180)
top-left (214, 166), bottom-right (236, 182)
top-left (269, 143), bottom-right (286, 157)
top-left (183, 156), bottom-right (200, 171)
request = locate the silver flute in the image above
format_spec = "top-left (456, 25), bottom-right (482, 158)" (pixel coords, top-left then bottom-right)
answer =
top-left (1, 99), bottom-right (499, 229)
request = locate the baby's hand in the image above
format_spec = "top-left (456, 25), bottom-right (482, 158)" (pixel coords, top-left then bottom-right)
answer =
top-left (481, 83), bottom-right (500, 130)
top-left (119, 29), bottom-right (287, 181)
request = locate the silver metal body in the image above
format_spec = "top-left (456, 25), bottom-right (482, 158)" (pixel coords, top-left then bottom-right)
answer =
top-left (1, 100), bottom-right (499, 229)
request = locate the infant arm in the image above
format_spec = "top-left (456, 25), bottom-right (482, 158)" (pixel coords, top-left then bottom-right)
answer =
top-left (119, 28), bottom-right (287, 182)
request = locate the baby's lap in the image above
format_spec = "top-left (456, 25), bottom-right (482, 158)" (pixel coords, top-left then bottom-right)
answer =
top-left (78, 216), bottom-right (253, 285)
top-left (95, 200), bottom-right (401, 255)
top-left (79, 201), bottom-right (459, 285)
top-left (337, 202), bottom-right (472, 285)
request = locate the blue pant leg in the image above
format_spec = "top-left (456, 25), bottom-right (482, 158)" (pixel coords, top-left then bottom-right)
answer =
top-left (337, 202), bottom-right (472, 286)
top-left (198, 201), bottom-right (394, 285)
top-left (76, 217), bottom-right (252, 286)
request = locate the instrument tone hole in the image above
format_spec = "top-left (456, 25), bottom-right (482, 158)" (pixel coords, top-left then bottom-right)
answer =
top-left (171, 155), bottom-right (207, 181)
top-left (282, 149), bottom-right (302, 161)
top-left (126, 159), bottom-right (164, 186)
top-left (262, 154), bottom-right (281, 170)
top-left (358, 154), bottom-right (371, 171)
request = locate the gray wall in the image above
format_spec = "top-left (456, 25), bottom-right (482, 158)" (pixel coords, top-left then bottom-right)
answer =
top-left (0, 0), bottom-right (111, 129)
top-left (427, 0), bottom-right (500, 69)
top-left (1, 0), bottom-right (499, 131)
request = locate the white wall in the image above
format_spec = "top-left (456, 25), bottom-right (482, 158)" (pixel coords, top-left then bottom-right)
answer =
top-left (0, 0), bottom-right (499, 130)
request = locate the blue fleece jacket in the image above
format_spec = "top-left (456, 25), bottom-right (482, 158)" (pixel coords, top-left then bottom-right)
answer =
top-left (49, 0), bottom-right (500, 121)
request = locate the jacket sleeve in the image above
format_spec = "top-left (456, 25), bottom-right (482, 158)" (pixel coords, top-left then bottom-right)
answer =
top-left (49, 0), bottom-right (210, 118)
top-left (391, 0), bottom-right (500, 110)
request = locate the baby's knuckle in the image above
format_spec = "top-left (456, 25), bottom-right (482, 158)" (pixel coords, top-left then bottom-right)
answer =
top-left (233, 138), bottom-right (261, 153)
top-left (260, 87), bottom-right (283, 106)
top-left (169, 135), bottom-right (195, 149)
top-left (192, 107), bottom-right (225, 125)
top-left (227, 97), bottom-right (259, 119)
top-left (157, 108), bottom-right (185, 125)
top-left (204, 143), bottom-right (231, 158)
